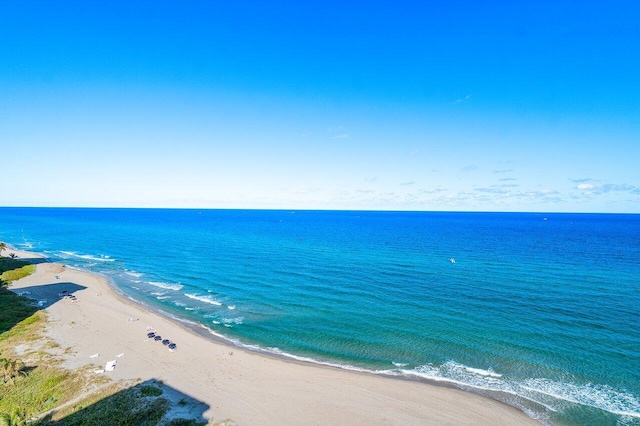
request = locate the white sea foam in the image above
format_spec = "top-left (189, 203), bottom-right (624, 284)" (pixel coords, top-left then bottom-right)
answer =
top-left (156, 296), bottom-right (170, 300)
top-left (465, 366), bottom-right (503, 378)
top-left (258, 348), bottom-right (388, 375)
top-left (222, 317), bottom-right (244, 325)
top-left (403, 363), bottom-right (557, 413)
top-left (184, 293), bottom-right (222, 306)
top-left (227, 305), bottom-right (236, 310)
top-left (402, 361), bottom-right (640, 418)
top-left (185, 307), bottom-right (196, 311)
top-left (148, 281), bottom-right (183, 291)
top-left (392, 362), bottom-right (408, 367)
top-left (520, 379), bottom-right (640, 418)
top-left (60, 251), bottom-right (115, 262)
top-left (408, 361), bottom-right (505, 385)
top-left (124, 271), bottom-right (143, 278)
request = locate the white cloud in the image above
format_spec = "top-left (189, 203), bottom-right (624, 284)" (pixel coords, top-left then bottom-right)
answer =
top-left (576, 183), bottom-right (638, 195)
top-left (570, 177), bottom-right (593, 183)
top-left (454, 94), bottom-right (472, 104)
top-left (421, 186), bottom-right (447, 194)
top-left (327, 125), bottom-right (348, 139)
top-left (577, 183), bottom-right (597, 190)
top-left (474, 187), bottom-right (509, 194)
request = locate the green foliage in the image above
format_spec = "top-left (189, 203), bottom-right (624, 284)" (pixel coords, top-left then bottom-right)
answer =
top-left (0, 359), bottom-right (82, 418)
top-left (0, 289), bottom-right (40, 337)
top-left (0, 265), bottom-right (35, 286)
top-left (0, 257), bottom-right (34, 288)
top-left (0, 292), bottom-right (86, 422)
top-left (0, 408), bottom-right (27, 426)
top-left (0, 258), bottom-right (31, 275)
top-left (140, 385), bottom-right (163, 397)
top-left (166, 419), bottom-right (208, 426)
top-left (0, 357), bottom-right (25, 385)
top-left (39, 388), bottom-right (171, 425)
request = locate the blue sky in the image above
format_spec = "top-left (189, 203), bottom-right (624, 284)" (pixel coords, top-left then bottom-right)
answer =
top-left (1, 1), bottom-right (639, 212)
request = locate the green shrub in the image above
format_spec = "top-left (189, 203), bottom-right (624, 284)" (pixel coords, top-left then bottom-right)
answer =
top-left (0, 289), bottom-right (39, 336)
top-left (166, 419), bottom-right (208, 426)
top-left (140, 385), bottom-right (163, 397)
top-left (0, 265), bottom-right (35, 285)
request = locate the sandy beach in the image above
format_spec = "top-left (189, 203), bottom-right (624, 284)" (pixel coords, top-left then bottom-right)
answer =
top-left (6, 249), bottom-right (539, 425)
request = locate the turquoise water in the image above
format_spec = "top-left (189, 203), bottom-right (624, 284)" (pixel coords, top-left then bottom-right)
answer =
top-left (1, 208), bottom-right (639, 425)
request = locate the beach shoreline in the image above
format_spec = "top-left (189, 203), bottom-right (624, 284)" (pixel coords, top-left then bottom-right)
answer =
top-left (5, 247), bottom-right (540, 425)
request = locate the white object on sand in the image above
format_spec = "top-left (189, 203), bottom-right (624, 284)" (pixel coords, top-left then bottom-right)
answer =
top-left (89, 353), bottom-right (100, 358)
top-left (105, 360), bottom-right (117, 371)
top-left (94, 369), bottom-right (104, 374)
top-left (115, 353), bottom-right (125, 358)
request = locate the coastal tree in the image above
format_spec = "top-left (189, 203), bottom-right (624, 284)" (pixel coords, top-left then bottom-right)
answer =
top-left (0, 242), bottom-right (6, 256)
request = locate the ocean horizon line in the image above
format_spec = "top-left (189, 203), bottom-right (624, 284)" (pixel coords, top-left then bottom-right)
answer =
top-left (1, 206), bottom-right (638, 215)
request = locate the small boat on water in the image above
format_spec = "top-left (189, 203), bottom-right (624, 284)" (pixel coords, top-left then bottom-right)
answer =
top-left (449, 258), bottom-right (456, 264)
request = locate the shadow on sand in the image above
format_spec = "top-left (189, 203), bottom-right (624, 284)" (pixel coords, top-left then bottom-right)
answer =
top-left (14, 257), bottom-right (50, 265)
top-left (0, 282), bottom-right (87, 334)
top-left (36, 379), bottom-right (210, 425)
top-left (9, 282), bottom-right (87, 309)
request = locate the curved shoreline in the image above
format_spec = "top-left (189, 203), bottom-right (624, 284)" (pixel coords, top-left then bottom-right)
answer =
top-left (5, 247), bottom-right (541, 425)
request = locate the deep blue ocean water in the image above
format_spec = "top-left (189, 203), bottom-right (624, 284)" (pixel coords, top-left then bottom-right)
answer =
top-left (1, 208), bottom-right (638, 425)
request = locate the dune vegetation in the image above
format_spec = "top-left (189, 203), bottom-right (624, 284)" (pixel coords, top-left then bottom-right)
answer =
top-left (0, 253), bottom-right (219, 426)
